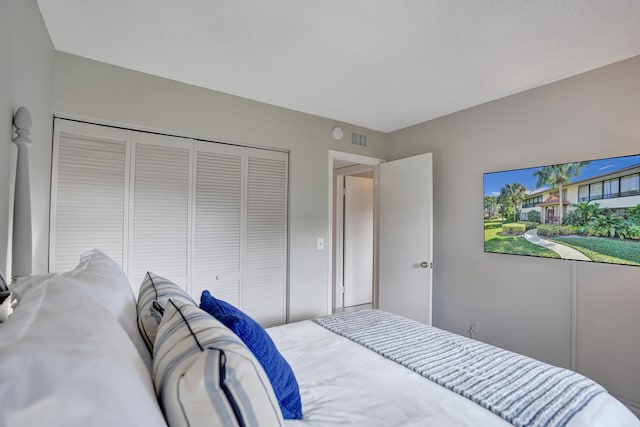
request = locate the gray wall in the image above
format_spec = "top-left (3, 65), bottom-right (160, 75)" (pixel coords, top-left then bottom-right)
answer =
top-left (388, 56), bottom-right (640, 410)
top-left (0, 1), bottom-right (12, 276)
top-left (0, 0), bottom-right (53, 276)
top-left (50, 52), bottom-right (388, 321)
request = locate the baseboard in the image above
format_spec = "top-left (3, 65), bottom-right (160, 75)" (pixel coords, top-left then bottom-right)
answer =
top-left (616, 395), bottom-right (640, 419)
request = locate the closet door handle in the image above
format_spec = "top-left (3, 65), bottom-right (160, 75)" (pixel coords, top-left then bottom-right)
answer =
top-left (419, 261), bottom-right (429, 269)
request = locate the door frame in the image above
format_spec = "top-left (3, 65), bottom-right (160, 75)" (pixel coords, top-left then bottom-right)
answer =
top-left (336, 171), bottom-right (375, 309)
top-left (327, 150), bottom-right (384, 314)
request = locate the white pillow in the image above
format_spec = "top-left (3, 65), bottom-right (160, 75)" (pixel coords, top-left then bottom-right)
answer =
top-left (137, 272), bottom-right (196, 352)
top-left (61, 249), bottom-right (152, 370)
top-left (153, 299), bottom-right (284, 427)
top-left (0, 274), bottom-right (167, 427)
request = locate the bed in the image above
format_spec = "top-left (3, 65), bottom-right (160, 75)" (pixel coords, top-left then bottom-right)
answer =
top-left (1, 108), bottom-right (638, 427)
top-left (272, 316), bottom-right (637, 427)
top-left (0, 252), bottom-right (637, 427)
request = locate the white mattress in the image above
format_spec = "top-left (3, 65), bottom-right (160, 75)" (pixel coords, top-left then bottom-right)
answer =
top-left (267, 320), bottom-right (639, 427)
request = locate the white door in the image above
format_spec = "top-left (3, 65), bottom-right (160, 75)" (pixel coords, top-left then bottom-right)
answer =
top-left (243, 148), bottom-right (288, 327)
top-left (192, 142), bottom-right (244, 307)
top-left (129, 132), bottom-right (192, 289)
top-left (50, 120), bottom-right (129, 273)
top-left (343, 176), bottom-right (374, 307)
top-left (50, 119), bottom-right (289, 326)
top-left (378, 153), bottom-right (433, 324)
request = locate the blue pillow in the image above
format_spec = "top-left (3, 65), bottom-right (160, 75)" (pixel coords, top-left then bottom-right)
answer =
top-left (200, 290), bottom-right (303, 420)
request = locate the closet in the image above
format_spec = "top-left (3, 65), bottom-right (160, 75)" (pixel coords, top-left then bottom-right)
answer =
top-left (50, 119), bottom-right (288, 326)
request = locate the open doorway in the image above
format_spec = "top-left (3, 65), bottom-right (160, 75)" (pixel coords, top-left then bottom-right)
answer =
top-left (327, 151), bottom-right (384, 314)
top-left (334, 164), bottom-right (374, 313)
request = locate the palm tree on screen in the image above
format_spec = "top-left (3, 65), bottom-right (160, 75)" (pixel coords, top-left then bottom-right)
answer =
top-left (533, 162), bottom-right (589, 224)
top-left (498, 183), bottom-right (528, 222)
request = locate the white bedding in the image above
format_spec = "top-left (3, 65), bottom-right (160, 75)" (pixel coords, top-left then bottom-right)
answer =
top-left (268, 320), bottom-right (639, 427)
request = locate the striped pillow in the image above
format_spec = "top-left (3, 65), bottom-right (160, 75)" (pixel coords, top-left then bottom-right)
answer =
top-left (153, 299), bottom-right (284, 427)
top-left (200, 290), bottom-right (302, 419)
top-left (136, 272), bottom-right (196, 352)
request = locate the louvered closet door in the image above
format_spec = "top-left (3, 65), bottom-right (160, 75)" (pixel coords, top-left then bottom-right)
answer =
top-left (243, 148), bottom-right (288, 327)
top-left (50, 120), bottom-right (129, 272)
top-left (129, 133), bottom-right (192, 289)
top-left (51, 120), bottom-right (289, 325)
top-left (192, 142), bottom-right (244, 306)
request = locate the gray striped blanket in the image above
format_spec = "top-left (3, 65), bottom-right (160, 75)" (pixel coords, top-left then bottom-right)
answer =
top-left (314, 310), bottom-right (604, 427)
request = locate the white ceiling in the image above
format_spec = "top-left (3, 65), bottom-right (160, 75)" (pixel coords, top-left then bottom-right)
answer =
top-left (37, 1), bottom-right (640, 133)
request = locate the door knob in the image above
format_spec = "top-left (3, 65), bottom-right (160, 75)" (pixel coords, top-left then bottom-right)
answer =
top-left (419, 261), bottom-right (429, 268)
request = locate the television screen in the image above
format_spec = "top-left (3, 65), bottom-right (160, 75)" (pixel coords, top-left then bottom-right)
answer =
top-left (483, 154), bottom-right (640, 266)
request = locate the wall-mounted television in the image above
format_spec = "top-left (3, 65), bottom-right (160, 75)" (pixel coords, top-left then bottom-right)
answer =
top-left (483, 153), bottom-right (640, 266)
